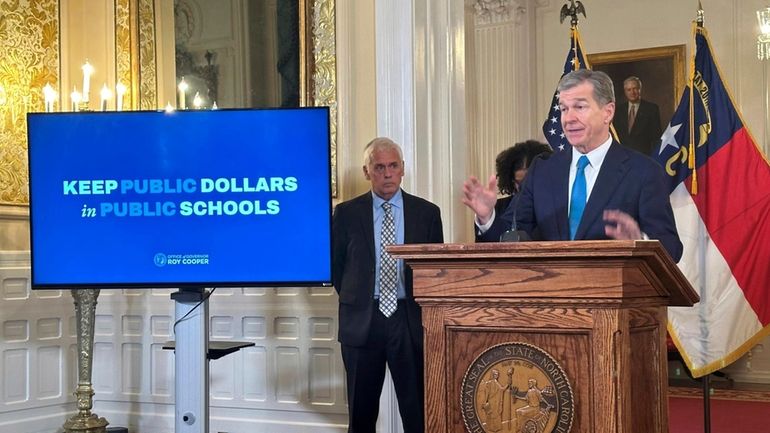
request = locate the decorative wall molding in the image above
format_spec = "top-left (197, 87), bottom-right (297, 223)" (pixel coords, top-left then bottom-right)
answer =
top-left (0, 252), bottom-right (349, 432)
top-left (115, 0), bottom-right (134, 109)
top-left (0, 0), bottom-right (58, 205)
top-left (311, 0), bottom-right (338, 197)
top-left (468, 0), bottom-right (525, 26)
top-left (137, 0), bottom-right (158, 109)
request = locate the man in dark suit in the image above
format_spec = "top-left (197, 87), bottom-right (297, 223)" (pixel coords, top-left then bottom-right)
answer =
top-left (332, 137), bottom-right (443, 433)
top-left (462, 69), bottom-right (682, 262)
top-left (614, 76), bottom-right (663, 155)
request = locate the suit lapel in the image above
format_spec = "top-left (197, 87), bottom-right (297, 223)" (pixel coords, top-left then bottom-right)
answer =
top-left (576, 142), bottom-right (629, 239)
top-left (402, 191), bottom-right (416, 244)
top-left (356, 193), bottom-right (376, 260)
top-left (553, 151), bottom-right (572, 240)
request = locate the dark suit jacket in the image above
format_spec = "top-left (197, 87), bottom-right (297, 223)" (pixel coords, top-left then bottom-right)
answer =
top-left (614, 99), bottom-right (663, 155)
top-left (479, 142), bottom-right (682, 262)
top-left (474, 195), bottom-right (513, 242)
top-left (332, 190), bottom-right (443, 347)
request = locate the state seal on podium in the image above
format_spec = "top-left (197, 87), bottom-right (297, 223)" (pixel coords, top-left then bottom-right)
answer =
top-left (460, 342), bottom-right (574, 433)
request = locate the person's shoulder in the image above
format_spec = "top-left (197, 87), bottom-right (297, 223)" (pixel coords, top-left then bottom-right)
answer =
top-left (531, 148), bottom-right (568, 171)
top-left (402, 191), bottom-right (440, 212)
top-left (610, 141), bottom-right (664, 172)
top-left (641, 98), bottom-right (660, 109)
top-left (334, 192), bottom-right (370, 213)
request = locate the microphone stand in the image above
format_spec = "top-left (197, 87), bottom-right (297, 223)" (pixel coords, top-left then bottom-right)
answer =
top-left (500, 192), bottom-right (530, 242)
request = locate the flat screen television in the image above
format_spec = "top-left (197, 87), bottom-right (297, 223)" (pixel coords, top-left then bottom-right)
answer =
top-left (27, 107), bottom-right (332, 289)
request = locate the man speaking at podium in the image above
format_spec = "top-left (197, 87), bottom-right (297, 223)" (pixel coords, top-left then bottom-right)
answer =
top-left (463, 69), bottom-right (682, 262)
top-left (333, 137), bottom-right (443, 433)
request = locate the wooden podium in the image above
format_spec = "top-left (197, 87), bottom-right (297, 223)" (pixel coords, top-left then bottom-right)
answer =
top-left (389, 240), bottom-right (698, 433)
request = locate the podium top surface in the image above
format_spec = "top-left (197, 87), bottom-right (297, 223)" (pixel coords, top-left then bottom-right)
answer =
top-left (389, 240), bottom-right (699, 306)
top-left (390, 239), bottom-right (664, 258)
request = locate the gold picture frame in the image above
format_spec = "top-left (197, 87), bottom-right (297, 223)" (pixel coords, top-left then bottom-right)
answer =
top-left (588, 44), bottom-right (686, 130)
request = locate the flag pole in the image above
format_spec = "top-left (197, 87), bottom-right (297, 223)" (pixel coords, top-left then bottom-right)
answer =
top-left (693, 5), bottom-right (711, 433)
top-left (572, 27), bottom-right (580, 70)
top-left (687, 21), bottom-right (699, 194)
top-left (688, 1), bottom-right (706, 194)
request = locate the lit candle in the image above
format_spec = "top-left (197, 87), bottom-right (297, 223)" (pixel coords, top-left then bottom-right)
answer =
top-left (100, 84), bottom-right (111, 111)
top-left (81, 61), bottom-right (94, 103)
top-left (165, 102), bottom-right (175, 112)
top-left (115, 82), bottom-right (127, 111)
top-left (192, 92), bottom-right (202, 109)
top-left (212, 101), bottom-right (218, 110)
top-left (43, 83), bottom-right (56, 112)
top-left (70, 87), bottom-right (82, 112)
top-left (177, 78), bottom-right (188, 110)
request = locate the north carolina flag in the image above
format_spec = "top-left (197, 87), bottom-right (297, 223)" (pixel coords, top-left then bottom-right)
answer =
top-left (542, 26), bottom-right (590, 151)
top-left (655, 26), bottom-right (770, 377)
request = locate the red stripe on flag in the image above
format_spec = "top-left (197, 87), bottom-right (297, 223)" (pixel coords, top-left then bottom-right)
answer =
top-left (686, 127), bottom-right (770, 325)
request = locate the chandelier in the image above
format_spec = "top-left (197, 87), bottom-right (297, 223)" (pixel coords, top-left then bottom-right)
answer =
top-left (758, 7), bottom-right (770, 60)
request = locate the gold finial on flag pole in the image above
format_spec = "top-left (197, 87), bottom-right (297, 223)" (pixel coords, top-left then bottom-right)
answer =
top-left (696, 0), bottom-right (704, 27)
top-left (560, 0), bottom-right (587, 26)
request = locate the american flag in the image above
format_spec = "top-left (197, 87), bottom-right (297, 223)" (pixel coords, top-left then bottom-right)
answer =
top-left (542, 27), bottom-right (590, 151)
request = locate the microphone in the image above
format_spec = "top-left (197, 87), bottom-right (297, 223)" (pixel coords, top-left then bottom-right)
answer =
top-left (499, 192), bottom-right (530, 242)
top-left (499, 151), bottom-right (551, 243)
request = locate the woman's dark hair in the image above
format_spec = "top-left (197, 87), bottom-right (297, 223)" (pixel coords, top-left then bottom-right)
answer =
top-left (495, 140), bottom-right (553, 195)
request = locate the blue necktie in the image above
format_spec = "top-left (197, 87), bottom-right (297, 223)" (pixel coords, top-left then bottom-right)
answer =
top-left (569, 155), bottom-right (590, 240)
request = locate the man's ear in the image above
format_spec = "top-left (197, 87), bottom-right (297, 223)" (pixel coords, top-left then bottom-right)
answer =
top-left (604, 102), bottom-right (616, 124)
top-left (363, 165), bottom-right (371, 180)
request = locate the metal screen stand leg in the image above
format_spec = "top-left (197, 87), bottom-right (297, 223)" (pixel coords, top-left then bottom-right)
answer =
top-left (172, 288), bottom-right (209, 433)
top-left (702, 373), bottom-right (711, 433)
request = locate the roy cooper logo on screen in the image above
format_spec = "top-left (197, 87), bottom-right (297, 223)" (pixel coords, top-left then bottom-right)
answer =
top-left (154, 253), bottom-right (210, 267)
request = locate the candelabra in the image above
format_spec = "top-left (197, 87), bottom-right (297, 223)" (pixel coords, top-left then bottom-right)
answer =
top-left (63, 289), bottom-right (108, 433)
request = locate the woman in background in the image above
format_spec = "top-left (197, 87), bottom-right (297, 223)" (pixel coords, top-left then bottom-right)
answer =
top-left (492, 140), bottom-right (553, 215)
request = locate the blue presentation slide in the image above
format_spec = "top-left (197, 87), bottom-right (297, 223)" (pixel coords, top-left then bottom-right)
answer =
top-left (28, 108), bottom-right (332, 288)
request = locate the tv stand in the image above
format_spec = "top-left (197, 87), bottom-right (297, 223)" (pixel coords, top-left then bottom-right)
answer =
top-left (170, 287), bottom-right (209, 433)
top-left (166, 288), bottom-right (254, 433)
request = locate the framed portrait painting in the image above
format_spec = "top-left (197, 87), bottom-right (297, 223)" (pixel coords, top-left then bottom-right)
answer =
top-left (587, 45), bottom-right (686, 132)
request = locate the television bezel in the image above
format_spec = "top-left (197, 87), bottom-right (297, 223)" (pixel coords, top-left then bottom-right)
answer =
top-left (27, 107), bottom-right (333, 290)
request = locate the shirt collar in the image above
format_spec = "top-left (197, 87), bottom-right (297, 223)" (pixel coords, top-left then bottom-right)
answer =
top-left (572, 134), bottom-right (612, 168)
top-left (372, 188), bottom-right (403, 209)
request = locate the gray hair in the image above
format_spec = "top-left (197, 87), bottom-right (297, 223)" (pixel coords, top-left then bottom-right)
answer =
top-left (362, 137), bottom-right (404, 166)
top-left (557, 69), bottom-right (615, 106)
top-left (623, 76), bottom-right (642, 90)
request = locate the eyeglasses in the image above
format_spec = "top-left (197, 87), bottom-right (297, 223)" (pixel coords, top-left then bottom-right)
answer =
top-left (370, 162), bottom-right (402, 174)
